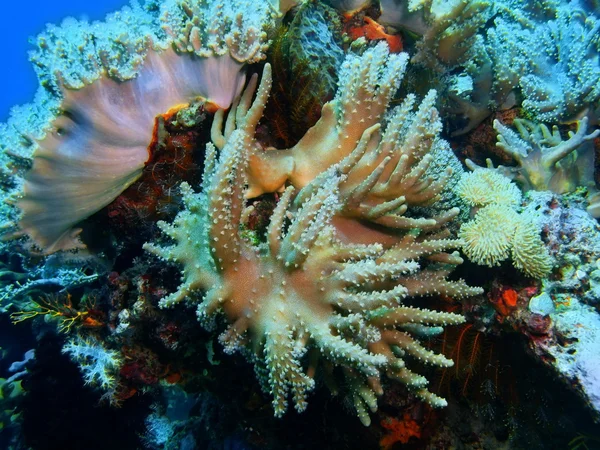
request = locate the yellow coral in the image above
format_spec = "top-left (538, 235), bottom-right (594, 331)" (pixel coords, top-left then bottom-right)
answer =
top-left (459, 204), bottom-right (520, 266)
top-left (457, 167), bottom-right (522, 207)
top-left (457, 167), bottom-right (552, 277)
top-left (512, 219), bottom-right (553, 278)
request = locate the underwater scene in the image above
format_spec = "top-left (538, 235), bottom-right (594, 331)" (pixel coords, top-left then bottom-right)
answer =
top-left (1, 0), bottom-right (600, 448)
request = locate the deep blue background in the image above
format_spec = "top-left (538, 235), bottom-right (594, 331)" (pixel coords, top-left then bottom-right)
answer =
top-left (0, 0), bottom-right (129, 122)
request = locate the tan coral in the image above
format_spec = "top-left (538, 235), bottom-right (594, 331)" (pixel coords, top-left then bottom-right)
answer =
top-left (146, 51), bottom-right (482, 426)
top-left (494, 117), bottom-right (600, 217)
top-left (459, 204), bottom-right (520, 267)
top-left (456, 167), bottom-right (522, 207)
top-left (212, 43), bottom-right (462, 240)
top-left (511, 219), bottom-right (553, 279)
top-left (145, 129), bottom-right (476, 425)
top-left (211, 42), bottom-right (410, 198)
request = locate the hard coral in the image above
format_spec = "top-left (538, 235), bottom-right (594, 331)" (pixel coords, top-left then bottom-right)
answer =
top-left (146, 46), bottom-right (482, 426)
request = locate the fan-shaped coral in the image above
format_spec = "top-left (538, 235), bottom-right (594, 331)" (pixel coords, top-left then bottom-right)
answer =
top-left (3, 0), bottom-right (282, 252)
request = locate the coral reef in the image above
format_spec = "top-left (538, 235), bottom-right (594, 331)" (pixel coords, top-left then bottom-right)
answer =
top-left (1, 0), bottom-right (600, 448)
top-left (1, 0), bottom-right (281, 252)
top-left (262, 1), bottom-right (344, 148)
top-left (494, 117), bottom-right (600, 216)
top-left (542, 297), bottom-right (600, 416)
top-left (398, 0), bottom-right (600, 133)
top-left (146, 45), bottom-right (482, 426)
top-left (62, 336), bottom-right (123, 392)
top-left (0, 250), bottom-right (101, 313)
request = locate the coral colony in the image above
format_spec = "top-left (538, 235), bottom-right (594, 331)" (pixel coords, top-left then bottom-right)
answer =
top-left (0, 0), bottom-right (600, 448)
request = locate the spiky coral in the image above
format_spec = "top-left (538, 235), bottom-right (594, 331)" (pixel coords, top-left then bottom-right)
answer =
top-left (213, 42), bottom-right (465, 226)
top-left (235, 42), bottom-right (411, 198)
top-left (62, 336), bottom-right (122, 392)
top-left (401, 0), bottom-right (600, 133)
top-left (146, 48), bottom-right (482, 425)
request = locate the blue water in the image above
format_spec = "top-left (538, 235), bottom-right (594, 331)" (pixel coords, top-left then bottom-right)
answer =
top-left (0, 0), bottom-right (129, 122)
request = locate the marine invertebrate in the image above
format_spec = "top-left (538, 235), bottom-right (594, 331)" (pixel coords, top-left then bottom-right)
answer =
top-left (0, 252), bottom-right (99, 312)
top-left (456, 167), bottom-right (522, 207)
top-left (459, 203), bottom-right (521, 267)
top-left (236, 42), bottom-right (411, 197)
top-left (263, 1), bottom-right (344, 147)
top-left (145, 142), bottom-right (472, 425)
top-left (346, 17), bottom-right (403, 53)
top-left (62, 336), bottom-right (123, 392)
top-left (380, 413), bottom-right (422, 448)
top-left (3, 0), bottom-right (280, 252)
top-left (457, 167), bottom-right (553, 278)
top-left (403, 0), bottom-right (600, 133)
top-left (146, 49), bottom-right (482, 425)
top-left (515, 2), bottom-right (600, 122)
top-left (11, 292), bottom-right (104, 333)
top-left (217, 42), bottom-right (465, 225)
top-left (494, 117), bottom-right (600, 216)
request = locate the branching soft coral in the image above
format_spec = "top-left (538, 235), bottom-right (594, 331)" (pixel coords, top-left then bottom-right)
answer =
top-left (63, 336), bottom-right (122, 392)
top-left (494, 117), bottom-right (600, 216)
top-left (146, 48), bottom-right (482, 426)
top-left (212, 43), bottom-right (464, 234)
top-left (400, 0), bottom-right (600, 134)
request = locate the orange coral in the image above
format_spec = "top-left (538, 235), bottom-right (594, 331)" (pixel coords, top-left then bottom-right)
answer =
top-left (380, 413), bottom-right (421, 449)
top-left (490, 287), bottom-right (519, 319)
top-left (347, 17), bottom-right (403, 53)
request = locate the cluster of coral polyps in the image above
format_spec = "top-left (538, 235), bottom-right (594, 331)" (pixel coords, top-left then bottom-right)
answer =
top-left (145, 44), bottom-right (482, 425)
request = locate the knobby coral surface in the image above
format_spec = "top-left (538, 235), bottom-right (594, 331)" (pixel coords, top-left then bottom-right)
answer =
top-left (401, 0), bottom-right (600, 134)
top-left (146, 45), bottom-right (482, 426)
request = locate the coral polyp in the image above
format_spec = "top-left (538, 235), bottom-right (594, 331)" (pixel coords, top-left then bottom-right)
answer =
top-left (146, 49), bottom-right (482, 425)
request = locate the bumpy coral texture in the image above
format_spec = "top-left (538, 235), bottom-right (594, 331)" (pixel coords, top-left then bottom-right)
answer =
top-left (146, 45), bottom-right (482, 426)
top-left (406, 0), bottom-right (600, 134)
top-left (62, 336), bottom-right (123, 391)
